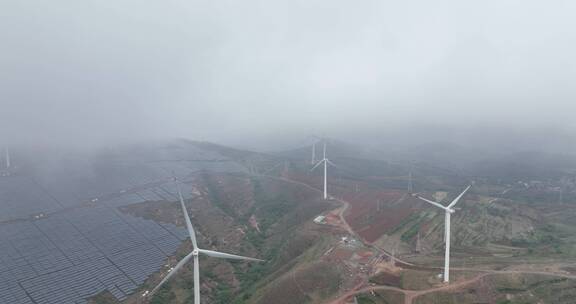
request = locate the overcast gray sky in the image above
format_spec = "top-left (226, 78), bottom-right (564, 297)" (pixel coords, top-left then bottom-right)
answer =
top-left (1, 0), bottom-right (575, 149)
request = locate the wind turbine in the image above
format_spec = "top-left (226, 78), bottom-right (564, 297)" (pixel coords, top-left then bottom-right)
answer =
top-left (408, 166), bottom-right (414, 194)
top-left (4, 148), bottom-right (10, 169)
top-left (413, 185), bottom-right (471, 283)
top-left (311, 140), bottom-right (316, 165)
top-left (309, 136), bottom-right (321, 165)
top-left (311, 142), bottom-right (335, 200)
top-left (151, 183), bottom-right (264, 303)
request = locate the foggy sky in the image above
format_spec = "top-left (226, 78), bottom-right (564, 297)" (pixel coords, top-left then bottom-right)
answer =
top-left (1, 0), bottom-right (576, 149)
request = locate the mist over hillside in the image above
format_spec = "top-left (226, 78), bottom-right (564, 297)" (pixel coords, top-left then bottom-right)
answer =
top-left (2, 0), bottom-right (576, 303)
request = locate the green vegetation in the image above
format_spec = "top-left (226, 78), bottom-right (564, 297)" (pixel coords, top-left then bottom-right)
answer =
top-left (490, 274), bottom-right (576, 304)
top-left (203, 173), bottom-right (235, 217)
top-left (214, 282), bottom-right (233, 304)
top-left (400, 270), bottom-right (436, 291)
top-left (250, 178), bottom-right (295, 232)
top-left (150, 285), bottom-right (176, 304)
top-left (390, 213), bottom-right (423, 235)
top-left (401, 218), bottom-right (424, 242)
top-left (357, 294), bottom-right (379, 304)
top-left (356, 290), bottom-right (404, 304)
top-left (509, 223), bottom-right (565, 255)
top-left (414, 274), bottom-right (576, 304)
top-left (386, 211), bottom-right (431, 242)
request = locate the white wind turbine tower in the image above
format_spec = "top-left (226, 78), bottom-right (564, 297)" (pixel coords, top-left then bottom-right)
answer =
top-left (408, 166), bottom-right (414, 194)
top-left (4, 148), bottom-right (10, 169)
top-left (413, 185), bottom-right (472, 283)
top-left (151, 183), bottom-right (264, 303)
top-left (311, 142), bottom-right (335, 200)
top-left (310, 136), bottom-right (321, 165)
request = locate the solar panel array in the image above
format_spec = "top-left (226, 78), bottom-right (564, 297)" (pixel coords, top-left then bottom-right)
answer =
top-left (0, 176), bottom-right (64, 221)
top-left (0, 203), bottom-right (188, 304)
top-left (0, 160), bottom-right (245, 222)
top-left (0, 142), bottom-right (249, 303)
top-left (0, 176), bottom-right (196, 304)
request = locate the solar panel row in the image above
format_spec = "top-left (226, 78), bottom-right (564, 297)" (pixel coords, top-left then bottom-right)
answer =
top-left (0, 198), bottom-right (188, 304)
top-left (0, 158), bottom-right (245, 222)
top-left (0, 149), bottom-right (244, 303)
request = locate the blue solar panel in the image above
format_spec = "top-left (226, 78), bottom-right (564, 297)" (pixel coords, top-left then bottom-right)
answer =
top-left (0, 197), bottom-right (188, 303)
top-left (0, 144), bottom-right (240, 303)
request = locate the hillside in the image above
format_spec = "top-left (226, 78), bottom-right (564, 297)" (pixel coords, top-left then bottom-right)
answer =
top-left (115, 171), bottom-right (341, 304)
top-left (80, 140), bottom-right (576, 304)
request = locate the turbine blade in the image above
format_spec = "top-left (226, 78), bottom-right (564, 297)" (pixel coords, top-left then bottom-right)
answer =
top-left (326, 159), bottom-right (336, 167)
top-left (310, 160), bottom-right (324, 171)
top-left (177, 184), bottom-right (198, 249)
top-left (198, 249), bottom-right (264, 262)
top-left (416, 196), bottom-right (449, 211)
top-left (151, 252), bottom-right (195, 295)
top-left (447, 185), bottom-right (472, 209)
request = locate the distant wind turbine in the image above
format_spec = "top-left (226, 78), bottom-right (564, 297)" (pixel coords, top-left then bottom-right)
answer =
top-left (413, 185), bottom-right (472, 283)
top-left (151, 183), bottom-right (264, 303)
top-left (309, 136), bottom-right (321, 165)
top-left (4, 148), bottom-right (10, 169)
top-left (311, 142), bottom-right (335, 200)
top-left (311, 140), bottom-right (316, 165)
top-left (408, 164), bottom-right (414, 194)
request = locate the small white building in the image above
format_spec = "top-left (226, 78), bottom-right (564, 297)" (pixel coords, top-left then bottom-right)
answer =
top-left (313, 215), bottom-right (326, 224)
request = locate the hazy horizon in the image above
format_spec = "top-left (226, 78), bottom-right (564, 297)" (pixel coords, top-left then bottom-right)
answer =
top-left (2, 0), bottom-right (575, 152)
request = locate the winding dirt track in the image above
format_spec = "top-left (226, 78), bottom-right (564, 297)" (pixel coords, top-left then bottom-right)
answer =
top-left (262, 173), bottom-right (576, 304)
top-left (268, 175), bottom-right (416, 265)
